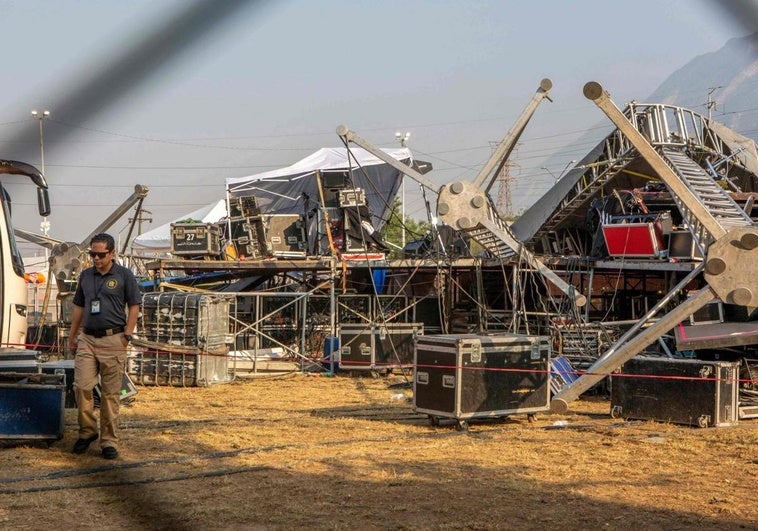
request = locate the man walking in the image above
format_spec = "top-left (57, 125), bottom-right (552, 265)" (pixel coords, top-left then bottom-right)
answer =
top-left (68, 233), bottom-right (141, 459)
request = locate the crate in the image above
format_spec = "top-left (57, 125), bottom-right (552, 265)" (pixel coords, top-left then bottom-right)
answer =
top-left (610, 357), bottom-right (739, 427)
top-left (263, 214), bottom-right (307, 258)
top-left (688, 298), bottom-right (724, 325)
top-left (667, 230), bottom-right (703, 260)
top-left (0, 359), bottom-right (40, 373)
top-left (140, 292), bottom-right (233, 351)
top-left (0, 349), bottom-right (40, 361)
top-left (602, 222), bottom-right (664, 258)
top-left (228, 195), bottom-right (261, 219)
top-left (228, 217), bottom-right (267, 260)
top-left (0, 372), bottom-right (65, 441)
top-left (338, 188), bottom-right (366, 207)
top-left (339, 323), bottom-right (423, 370)
top-left (170, 223), bottom-right (221, 256)
top-left (127, 349), bottom-right (230, 387)
top-left (413, 334), bottom-right (551, 429)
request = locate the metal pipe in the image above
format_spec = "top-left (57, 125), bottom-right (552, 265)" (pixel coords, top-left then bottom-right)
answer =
top-left (583, 81), bottom-right (726, 241)
top-left (476, 78), bottom-right (553, 193)
top-left (336, 125), bottom-right (440, 194)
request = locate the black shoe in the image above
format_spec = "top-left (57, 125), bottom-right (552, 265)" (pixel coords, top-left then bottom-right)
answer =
top-left (72, 434), bottom-right (98, 454)
top-left (102, 447), bottom-right (119, 460)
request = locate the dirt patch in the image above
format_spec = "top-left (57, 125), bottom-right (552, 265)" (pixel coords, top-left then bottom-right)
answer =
top-left (1, 373), bottom-right (756, 530)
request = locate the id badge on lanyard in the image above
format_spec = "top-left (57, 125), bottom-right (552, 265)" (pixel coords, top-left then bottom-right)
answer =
top-left (91, 274), bottom-right (105, 315)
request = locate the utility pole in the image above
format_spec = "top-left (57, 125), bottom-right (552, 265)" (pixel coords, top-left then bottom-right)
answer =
top-left (130, 209), bottom-right (153, 235)
top-left (705, 86), bottom-right (722, 121)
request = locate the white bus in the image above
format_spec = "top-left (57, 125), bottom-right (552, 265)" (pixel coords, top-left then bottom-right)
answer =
top-left (0, 160), bottom-right (50, 350)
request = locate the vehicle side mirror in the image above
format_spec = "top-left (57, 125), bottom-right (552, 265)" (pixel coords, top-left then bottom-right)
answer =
top-left (37, 187), bottom-right (51, 217)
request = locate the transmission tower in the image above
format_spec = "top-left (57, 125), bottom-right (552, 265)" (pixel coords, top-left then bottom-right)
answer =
top-left (489, 142), bottom-right (519, 219)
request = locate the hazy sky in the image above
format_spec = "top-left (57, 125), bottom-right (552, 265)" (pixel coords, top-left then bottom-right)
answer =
top-left (0, 0), bottom-right (754, 259)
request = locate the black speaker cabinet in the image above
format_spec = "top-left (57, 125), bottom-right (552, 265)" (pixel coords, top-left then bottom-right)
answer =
top-left (610, 357), bottom-right (739, 427)
top-left (414, 334), bottom-right (550, 428)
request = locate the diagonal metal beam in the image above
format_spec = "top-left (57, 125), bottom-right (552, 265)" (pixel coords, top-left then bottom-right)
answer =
top-left (13, 228), bottom-right (63, 250)
top-left (583, 81), bottom-right (727, 240)
top-left (80, 185), bottom-right (149, 247)
top-left (474, 78), bottom-right (553, 194)
top-left (335, 126), bottom-right (440, 194)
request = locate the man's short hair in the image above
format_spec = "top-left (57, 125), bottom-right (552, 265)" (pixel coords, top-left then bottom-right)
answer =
top-left (90, 233), bottom-right (115, 252)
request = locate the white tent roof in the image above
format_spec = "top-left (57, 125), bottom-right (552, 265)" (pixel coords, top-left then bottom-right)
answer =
top-left (225, 147), bottom-right (412, 190)
top-left (131, 199), bottom-right (227, 253)
top-left (226, 147), bottom-right (413, 232)
top-left (132, 147), bottom-right (416, 256)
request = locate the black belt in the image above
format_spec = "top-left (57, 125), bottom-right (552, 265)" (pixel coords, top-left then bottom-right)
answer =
top-left (83, 326), bottom-right (125, 338)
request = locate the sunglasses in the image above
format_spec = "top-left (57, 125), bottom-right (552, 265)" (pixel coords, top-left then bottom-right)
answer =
top-left (88, 250), bottom-right (111, 259)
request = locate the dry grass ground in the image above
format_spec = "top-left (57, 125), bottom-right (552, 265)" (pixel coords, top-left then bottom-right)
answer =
top-left (1, 373), bottom-right (757, 530)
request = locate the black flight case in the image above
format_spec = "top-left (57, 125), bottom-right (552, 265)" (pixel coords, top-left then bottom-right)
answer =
top-left (610, 356), bottom-right (739, 427)
top-left (413, 333), bottom-right (551, 430)
top-left (339, 322), bottom-right (423, 372)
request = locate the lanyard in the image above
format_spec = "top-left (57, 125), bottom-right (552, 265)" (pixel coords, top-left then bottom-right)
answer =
top-left (91, 271), bottom-right (108, 300)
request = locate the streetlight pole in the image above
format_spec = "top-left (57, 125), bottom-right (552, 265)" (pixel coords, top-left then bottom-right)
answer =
top-left (32, 109), bottom-right (51, 262)
top-left (395, 131), bottom-right (410, 249)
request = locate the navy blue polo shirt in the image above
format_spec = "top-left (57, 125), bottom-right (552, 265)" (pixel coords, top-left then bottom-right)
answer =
top-left (72, 261), bottom-right (141, 330)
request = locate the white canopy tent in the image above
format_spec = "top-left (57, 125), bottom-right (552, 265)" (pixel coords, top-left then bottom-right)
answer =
top-left (225, 146), bottom-right (415, 230)
top-left (132, 147), bottom-right (421, 256)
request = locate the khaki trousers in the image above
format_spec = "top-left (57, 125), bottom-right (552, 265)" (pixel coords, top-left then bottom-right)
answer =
top-left (74, 333), bottom-right (128, 449)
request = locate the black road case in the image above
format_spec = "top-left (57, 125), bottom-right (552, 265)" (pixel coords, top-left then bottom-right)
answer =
top-left (170, 223), bottom-right (222, 257)
top-left (339, 323), bottom-right (423, 371)
top-left (414, 334), bottom-right (551, 430)
top-left (263, 214), bottom-right (307, 258)
top-left (610, 357), bottom-right (739, 427)
top-left (41, 359), bottom-right (76, 408)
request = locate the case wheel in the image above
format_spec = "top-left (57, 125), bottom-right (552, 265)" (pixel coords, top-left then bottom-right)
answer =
top-left (527, 414), bottom-right (537, 423)
top-left (428, 415), bottom-right (440, 427)
top-left (455, 420), bottom-right (469, 432)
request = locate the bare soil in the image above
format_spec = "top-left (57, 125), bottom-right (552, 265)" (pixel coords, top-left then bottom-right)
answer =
top-left (1, 373), bottom-right (757, 530)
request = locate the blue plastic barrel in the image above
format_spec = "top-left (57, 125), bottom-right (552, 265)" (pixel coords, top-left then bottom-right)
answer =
top-left (323, 336), bottom-right (340, 372)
